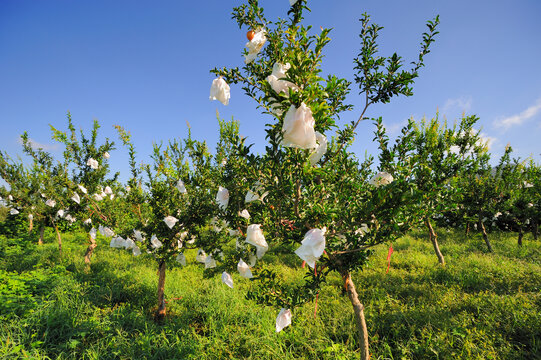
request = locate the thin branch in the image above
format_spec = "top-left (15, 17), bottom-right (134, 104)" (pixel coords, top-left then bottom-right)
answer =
top-left (294, 178), bottom-right (301, 217)
top-left (331, 242), bottom-right (379, 255)
top-left (323, 92), bottom-right (372, 166)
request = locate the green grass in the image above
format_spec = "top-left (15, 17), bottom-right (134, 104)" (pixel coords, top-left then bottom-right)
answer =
top-left (0, 229), bottom-right (540, 359)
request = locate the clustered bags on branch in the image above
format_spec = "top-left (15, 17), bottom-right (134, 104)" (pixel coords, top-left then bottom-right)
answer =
top-left (0, 1), bottom-right (539, 359)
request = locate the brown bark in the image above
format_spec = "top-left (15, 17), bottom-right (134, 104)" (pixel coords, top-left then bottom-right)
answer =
top-left (155, 261), bottom-right (167, 321)
top-left (38, 225), bottom-right (44, 245)
top-left (344, 273), bottom-right (370, 360)
top-left (518, 228), bottom-right (523, 247)
top-left (426, 218), bottom-right (445, 266)
top-left (465, 222), bottom-right (470, 237)
top-left (294, 179), bottom-right (301, 218)
top-left (479, 220), bottom-right (493, 252)
top-left (53, 223), bottom-right (62, 254)
top-left (84, 233), bottom-right (97, 264)
top-left (28, 217), bottom-right (33, 233)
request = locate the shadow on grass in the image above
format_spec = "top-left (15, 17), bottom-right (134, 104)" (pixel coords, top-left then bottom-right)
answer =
top-left (0, 233), bottom-right (62, 272)
top-left (0, 235), bottom-right (207, 359)
top-left (358, 268), bottom-right (541, 359)
top-left (11, 257), bottom-right (206, 359)
top-left (73, 260), bottom-right (156, 309)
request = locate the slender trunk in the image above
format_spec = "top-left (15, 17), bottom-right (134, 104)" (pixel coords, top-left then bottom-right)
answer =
top-left (84, 233), bottom-right (97, 264)
top-left (518, 228), bottom-right (523, 247)
top-left (533, 221), bottom-right (538, 240)
top-left (426, 218), bottom-right (445, 265)
top-left (28, 217), bottom-right (33, 233)
top-left (38, 225), bottom-right (44, 245)
top-left (155, 261), bottom-right (167, 321)
top-left (344, 273), bottom-right (370, 360)
top-left (53, 223), bottom-right (62, 254)
top-left (465, 222), bottom-right (470, 237)
top-left (479, 220), bottom-right (493, 252)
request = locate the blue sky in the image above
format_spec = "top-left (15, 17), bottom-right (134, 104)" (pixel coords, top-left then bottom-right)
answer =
top-left (1, 0), bottom-right (540, 182)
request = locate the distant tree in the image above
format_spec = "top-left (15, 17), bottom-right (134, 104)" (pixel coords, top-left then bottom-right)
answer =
top-left (496, 153), bottom-right (539, 246)
top-left (113, 126), bottom-right (221, 321)
top-left (409, 115), bottom-right (486, 265)
top-left (18, 132), bottom-right (71, 254)
top-left (0, 153), bottom-right (35, 237)
top-left (49, 113), bottom-right (118, 263)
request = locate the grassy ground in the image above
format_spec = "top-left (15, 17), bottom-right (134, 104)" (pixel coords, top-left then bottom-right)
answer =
top-left (0, 228), bottom-right (540, 359)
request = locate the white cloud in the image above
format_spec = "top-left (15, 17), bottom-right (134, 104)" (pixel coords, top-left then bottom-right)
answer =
top-left (18, 137), bottom-right (58, 151)
top-left (382, 119), bottom-right (408, 136)
top-left (442, 96), bottom-right (472, 115)
top-left (478, 132), bottom-right (497, 150)
top-left (494, 97), bottom-right (541, 129)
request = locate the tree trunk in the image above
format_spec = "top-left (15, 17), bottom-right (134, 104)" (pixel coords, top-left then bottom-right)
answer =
top-left (465, 222), bottom-right (470, 237)
top-left (532, 221), bottom-right (538, 240)
top-left (426, 218), bottom-right (445, 265)
top-left (479, 220), bottom-right (493, 252)
top-left (344, 273), bottom-right (370, 360)
top-left (518, 228), bottom-right (523, 247)
top-left (84, 233), bottom-right (97, 264)
top-left (53, 223), bottom-right (62, 254)
top-left (155, 261), bottom-right (167, 321)
top-left (28, 216), bottom-right (33, 233)
top-left (38, 225), bottom-right (44, 245)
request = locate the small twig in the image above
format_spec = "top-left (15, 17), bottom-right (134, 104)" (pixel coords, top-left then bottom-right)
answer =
top-left (294, 178), bottom-right (301, 217)
top-left (323, 92), bottom-right (372, 166)
top-left (332, 243), bottom-right (378, 255)
top-left (280, 219), bottom-right (296, 230)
